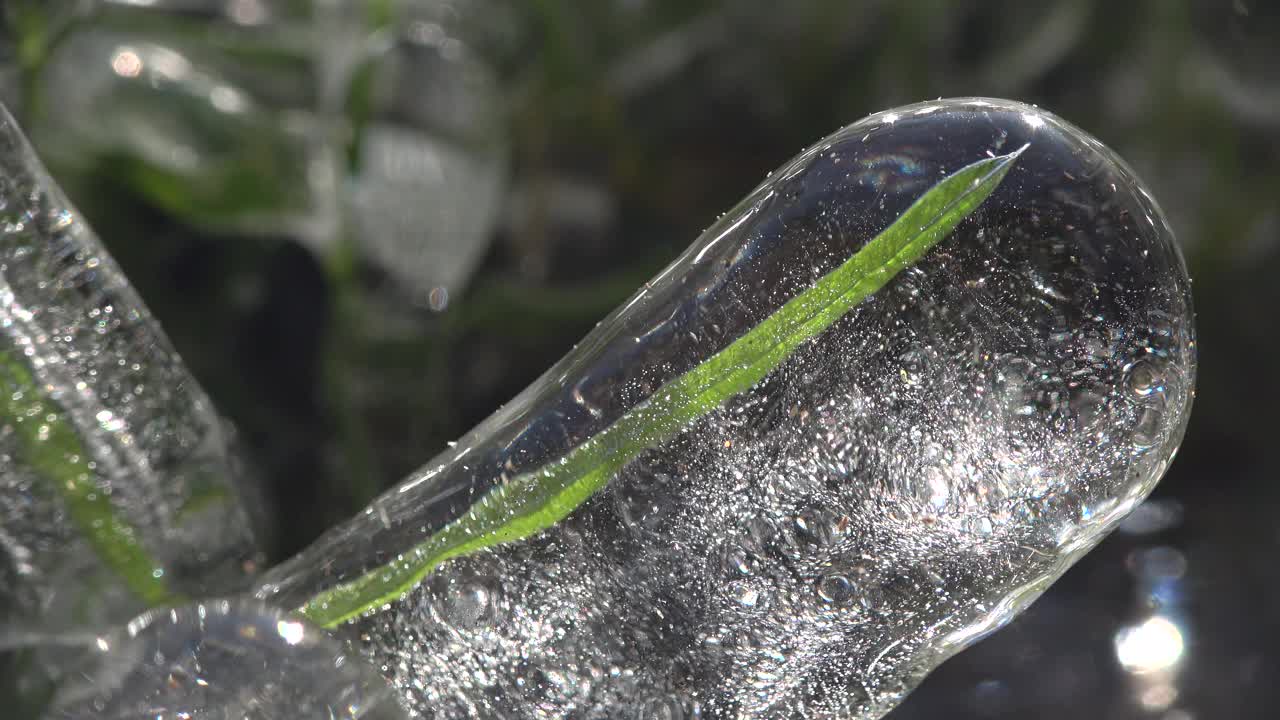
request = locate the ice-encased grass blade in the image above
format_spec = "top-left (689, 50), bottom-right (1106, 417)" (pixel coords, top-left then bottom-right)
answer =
top-left (300, 147), bottom-right (1025, 628)
top-left (0, 104), bottom-right (258, 644)
top-left (0, 351), bottom-right (174, 606)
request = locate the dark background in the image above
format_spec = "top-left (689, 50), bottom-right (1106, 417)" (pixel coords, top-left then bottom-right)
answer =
top-left (3, 1), bottom-right (1279, 718)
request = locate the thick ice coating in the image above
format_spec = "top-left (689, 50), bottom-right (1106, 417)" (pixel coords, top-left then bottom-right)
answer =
top-left (0, 105), bottom-right (259, 640)
top-left (48, 599), bottom-right (405, 720)
top-left (257, 98), bottom-right (1196, 718)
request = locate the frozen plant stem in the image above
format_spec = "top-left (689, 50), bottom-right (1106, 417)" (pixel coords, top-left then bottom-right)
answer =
top-left (0, 350), bottom-right (174, 606)
top-left (261, 97), bottom-right (1195, 720)
top-left (0, 105), bottom-right (257, 639)
top-left (299, 147), bottom-right (1025, 628)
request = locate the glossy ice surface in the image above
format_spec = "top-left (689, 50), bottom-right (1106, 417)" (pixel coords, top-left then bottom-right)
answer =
top-left (49, 599), bottom-right (405, 720)
top-left (0, 105), bottom-right (258, 639)
top-left (257, 98), bottom-right (1195, 718)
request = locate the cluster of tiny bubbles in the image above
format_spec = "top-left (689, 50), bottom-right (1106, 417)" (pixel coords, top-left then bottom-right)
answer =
top-left (259, 97), bottom-right (1194, 719)
top-left (47, 599), bottom-right (406, 719)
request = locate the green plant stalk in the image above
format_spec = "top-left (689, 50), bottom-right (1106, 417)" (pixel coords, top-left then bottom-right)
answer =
top-left (0, 350), bottom-right (174, 607)
top-left (300, 148), bottom-right (1024, 628)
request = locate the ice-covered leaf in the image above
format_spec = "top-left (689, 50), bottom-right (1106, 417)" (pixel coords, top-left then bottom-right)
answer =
top-left (0, 104), bottom-right (258, 641)
top-left (257, 98), bottom-right (1195, 718)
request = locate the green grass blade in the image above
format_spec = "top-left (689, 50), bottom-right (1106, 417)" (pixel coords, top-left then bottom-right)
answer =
top-left (0, 350), bottom-right (175, 607)
top-left (300, 147), bottom-right (1025, 627)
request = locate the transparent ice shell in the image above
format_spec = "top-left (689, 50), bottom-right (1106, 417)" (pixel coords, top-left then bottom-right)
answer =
top-left (49, 599), bottom-right (405, 720)
top-left (258, 98), bottom-right (1196, 718)
top-left (0, 105), bottom-right (259, 639)
top-left (346, 1), bottom-right (507, 305)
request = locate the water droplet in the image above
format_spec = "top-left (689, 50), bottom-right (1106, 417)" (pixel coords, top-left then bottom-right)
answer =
top-left (966, 516), bottom-right (995, 536)
top-left (1132, 396), bottom-right (1168, 450)
top-left (1126, 359), bottom-right (1165, 398)
top-left (719, 544), bottom-right (759, 578)
top-left (726, 579), bottom-right (772, 615)
top-left (815, 574), bottom-right (858, 607)
top-left (437, 576), bottom-right (502, 628)
top-left (793, 507), bottom-right (846, 549)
